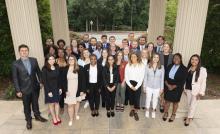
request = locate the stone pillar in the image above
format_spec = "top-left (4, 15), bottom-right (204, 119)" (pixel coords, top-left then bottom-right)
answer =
top-left (173, 0), bottom-right (209, 65)
top-left (5, 0), bottom-right (44, 67)
top-left (5, 0), bottom-right (46, 112)
top-left (172, 0), bottom-right (209, 117)
top-left (50, 0), bottom-right (70, 46)
top-left (147, 0), bottom-right (166, 43)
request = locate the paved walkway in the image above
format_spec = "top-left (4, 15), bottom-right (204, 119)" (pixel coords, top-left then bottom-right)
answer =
top-left (0, 99), bottom-right (220, 134)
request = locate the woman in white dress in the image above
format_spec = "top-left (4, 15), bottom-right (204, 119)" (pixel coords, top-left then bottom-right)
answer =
top-left (65, 55), bottom-right (86, 126)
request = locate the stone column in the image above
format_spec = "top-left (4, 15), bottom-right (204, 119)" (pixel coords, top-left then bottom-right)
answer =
top-left (147, 0), bottom-right (166, 43)
top-left (172, 0), bottom-right (209, 117)
top-left (5, 0), bottom-right (44, 67)
top-left (50, 0), bottom-right (70, 46)
top-left (6, 0), bottom-right (46, 112)
top-left (173, 0), bottom-right (209, 65)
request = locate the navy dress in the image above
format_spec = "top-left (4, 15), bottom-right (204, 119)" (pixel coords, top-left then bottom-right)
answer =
top-left (42, 66), bottom-right (61, 103)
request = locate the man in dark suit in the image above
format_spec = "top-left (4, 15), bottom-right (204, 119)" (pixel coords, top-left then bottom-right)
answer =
top-left (12, 44), bottom-right (47, 130)
top-left (138, 36), bottom-right (147, 51)
top-left (101, 35), bottom-right (110, 49)
top-left (84, 54), bottom-right (103, 117)
top-left (88, 37), bottom-right (97, 53)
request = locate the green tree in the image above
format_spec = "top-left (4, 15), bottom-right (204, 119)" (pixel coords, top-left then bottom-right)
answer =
top-left (164, 0), bottom-right (178, 43)
top-left (0, 1), bottom-right (15, 77)
top-left (201, 0), bottom-right (220, 73)
top-left (37, 0), bottom-right (52, 44)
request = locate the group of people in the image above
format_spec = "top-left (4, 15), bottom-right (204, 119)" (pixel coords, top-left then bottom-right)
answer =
top-left (12, 33), bottom-right (207, 130)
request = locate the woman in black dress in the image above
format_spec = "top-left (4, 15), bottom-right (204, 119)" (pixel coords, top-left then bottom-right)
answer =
top-left (162, 53), bottom-right (188, 122)
top-left (42, 55), bottom-right (62, 125)
top-left (56, 48), bottom-right (67, 114)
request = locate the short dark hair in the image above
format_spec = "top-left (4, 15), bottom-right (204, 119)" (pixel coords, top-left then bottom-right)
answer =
top-left (139, 36), bottom-right (147, 41)
top-left (156, 35), bottom-right (165, 40)
top-left (18, 44), bottom-right (29, 51)
top-left (57, 39), bottom-right (66, 46)
top-left (90, 37), bottom-right (97, 42)
top-left (89, 54), bottom-right (97, 59)
top-left (101, 35), bottom-right (107, 38)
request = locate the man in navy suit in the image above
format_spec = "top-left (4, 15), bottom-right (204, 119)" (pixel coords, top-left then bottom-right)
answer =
top-left (101, 35), bottom-right (110, 49)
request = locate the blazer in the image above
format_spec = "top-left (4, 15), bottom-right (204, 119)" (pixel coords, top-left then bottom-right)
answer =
top-left (12, 57), bottom-right (41, 94)
top-left (88, 44), bottom-right (97, 53)
top-left (102, 65), bottom-right (119, 87)
top-left (84, 64), bottom-right (103, 91)
top-left (184, 67), bottom-right (207, 96)
top-left (64, 65), bottom-right (86, 96)
top-left (159, 53), bottom-right (173, 67)
top-left (165, 64), bottom-right (188, 91)
top-left (101, 43), bottom-right (110, 49)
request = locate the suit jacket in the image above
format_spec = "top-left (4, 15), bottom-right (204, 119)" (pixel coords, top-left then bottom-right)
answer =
top-left (84, 64), bottom-right (103, 91)
top-left (102, 65), bottom-right (119, 87)
top-left (184, 67), bottom-right (207, 96)
top-left (101, 43), bottom-right (110, 49)
top-left (12, 57), bottom-right (41, 94)
top-left (88, 44), bottom-right (97, 53)
top-left (159, 53), bottom-right (173, 67)
top-left (165, 64), bottom-right (188, 92)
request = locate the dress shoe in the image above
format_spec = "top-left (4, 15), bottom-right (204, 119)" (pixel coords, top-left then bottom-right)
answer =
top-left (129, 109), bottom-right (135, 117)
top-left (91, 110), bottom-right (96, 117)
top-left (35, 116), bottom-right (48, 122)
top-left (111, 111), bottom-right (115, 117)
top-left (134, 112), bottom-right (139, 121)
top-left (107, 111), bottom-right (111, 118)
top-left (26, 121), bottom-right (32, 130)
top-left (95, 110), bottom-right (99, 116)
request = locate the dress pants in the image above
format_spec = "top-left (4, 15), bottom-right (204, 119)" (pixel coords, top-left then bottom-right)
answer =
top-left (101, 85), bottom-right (106, 105)
top-left (186, 89), bottom-right (198, 118)
top-left (106, 84), bottom-right (116, 110)
top-left (22, 89), bottom-right (40, 121)
top-left (145, 87), bottom-right (160, 110)
top-left (88, 83), bottom-right (100, 110)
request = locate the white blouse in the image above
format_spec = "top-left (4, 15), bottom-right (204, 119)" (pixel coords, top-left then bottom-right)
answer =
top-left (125, 63), bottom-right (145, 90)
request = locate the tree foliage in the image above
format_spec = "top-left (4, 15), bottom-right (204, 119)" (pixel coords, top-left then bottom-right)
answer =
top-left (67, 0), bottom-right (149, 31)
top-left (0, 0), bottom-right (52, 77)
top-left (201, 0), bottom-right (220, 73)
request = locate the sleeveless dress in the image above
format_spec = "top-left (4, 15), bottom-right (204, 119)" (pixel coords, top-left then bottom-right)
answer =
top-left (64, 66), bottom-right (82, 104)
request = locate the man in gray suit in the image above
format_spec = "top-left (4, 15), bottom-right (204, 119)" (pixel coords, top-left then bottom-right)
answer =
top-left (12, 44), bottom-right (47, 130)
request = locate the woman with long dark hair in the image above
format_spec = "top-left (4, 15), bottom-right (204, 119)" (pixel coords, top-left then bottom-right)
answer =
top-left (102, 55), bottom-right (119, 117)
top-left (115, 51), bottom-right (127, 112)
top-left (98, 49), bottom-right (109, 107)
top-left (184, 54), bottom-right (207, 126)
top-left (143, 53), bottom-right (164, 118)
top-left (42, 55), bottom-right (62, 125)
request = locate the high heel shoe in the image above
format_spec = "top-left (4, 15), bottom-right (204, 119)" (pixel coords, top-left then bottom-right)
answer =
top-left (162, 112), bottom-right (168, 121)
top-left (57, 117), bottom-right (62, 124)
top-left (53, 121), bottom-right (58, 126)
top-left (184, 118), bottom-right (191, 126)
top-left (168, 114), bottom-right (176, 122)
